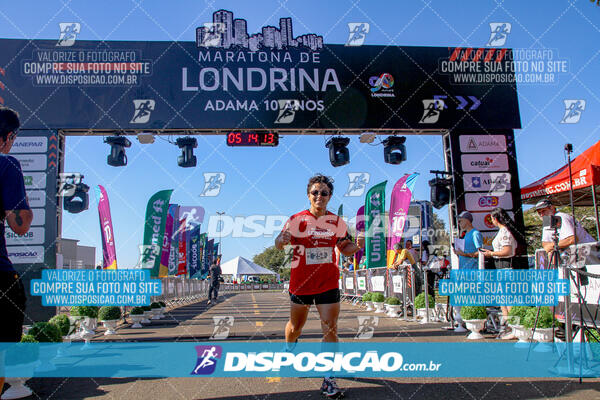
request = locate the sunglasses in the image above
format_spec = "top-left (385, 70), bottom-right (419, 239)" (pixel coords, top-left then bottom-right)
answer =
top-left (310, 190), bottom-right (330, 197)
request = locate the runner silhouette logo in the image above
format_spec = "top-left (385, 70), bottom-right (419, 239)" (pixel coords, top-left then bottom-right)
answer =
top-left (561, 99), bottom-right (586, 124)
top-left (130, 100), bottom-right (156, 124)
top-left (275, 100), bottom-right (300, 123)
top-left (487, 23), bottom-right (511, 47)
top-left (211, 316), bottom-right (234, 340)
top-left (420, 99), bottom-right (444, 124)
top-left (346, 23), bottom-right (370, 46)
top-left (345, 173), bottom-right (370, 197)
top-left (191, 345), bottom-right (222, 375)
top-left (200, 172), bottom-right (226, 197)
top-left (57, 23), bottom-right (80, 47)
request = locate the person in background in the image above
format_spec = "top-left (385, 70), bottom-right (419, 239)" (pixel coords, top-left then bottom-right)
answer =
top-left (536, 198), bottom-right (596, 252)
top-left (405, 239), bottom-right (418, 263)
top-left (389, 241), bottom-right (420, 294)
top-left (207, 261), bottom-right (222, 304)
top-left (0, 107), bottom-right (33, 395)
top-left (481, 207), bottom-right (525, 339)
top-left (421, 240), bottom-right (436, 295)
top-left (452, 211), bottom-right (483, 332)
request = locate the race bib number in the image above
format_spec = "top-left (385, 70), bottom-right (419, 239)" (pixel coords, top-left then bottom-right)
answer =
top-left (305, 247), bottom-right (333, 265)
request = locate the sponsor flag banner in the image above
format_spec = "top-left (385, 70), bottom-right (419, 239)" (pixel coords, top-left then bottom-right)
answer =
top-left (169, 206), bottom-right (181, 276)
top-left (160, 204), bottom-right (177, 277)
top-left (387, 173), bottom-right (418, 267)
top-left (188, 225), bottom-right (202, 278)
top-left (200, 238), bottom-right (209, 278)
top-left (337, 204), bottom-right (344, 271)
top-left (95, 185), bottom-right (117, 270)
top-left (206, 239), bottom-right (215, 268)
top-left (365, 181), bottom-right (387, 268)
top-left (177, 219), bottom-right (188, 276)
top-left (353, 205), bottom-right (365, 270)
top-left (1, 342), bottom-right (596, 378)
top-left (141, 189), bottom-right (173, 277)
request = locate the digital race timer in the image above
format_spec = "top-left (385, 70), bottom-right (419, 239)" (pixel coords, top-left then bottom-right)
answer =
top-left (226, 132), bottom-right (279, 147)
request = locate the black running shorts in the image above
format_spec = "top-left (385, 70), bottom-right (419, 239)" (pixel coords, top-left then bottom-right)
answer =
top-left (289, 288), bottom-right (340, 305)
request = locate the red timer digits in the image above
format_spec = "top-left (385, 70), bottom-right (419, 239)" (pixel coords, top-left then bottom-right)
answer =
top-left (226, 132), bottom-right (279, 147)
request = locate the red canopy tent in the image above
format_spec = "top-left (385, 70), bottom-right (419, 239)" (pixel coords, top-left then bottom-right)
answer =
top-left (521, 139), bottom-right (600, 238)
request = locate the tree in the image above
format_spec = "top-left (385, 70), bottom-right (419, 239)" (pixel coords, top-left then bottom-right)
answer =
top-left (253, 245), bottom-right (286, 274)
top-left (431, 212), bottom-right (450, 247)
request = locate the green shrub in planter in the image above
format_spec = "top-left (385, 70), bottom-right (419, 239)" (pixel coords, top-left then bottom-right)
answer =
top-left (385, 297), bottom-right (401, 305)
top-left (28, 321), bottom-right (62, 343)
top-left (98, 306), bottom-right (122, 321)
top-left (414, 293), bottom-right (435, 309)
top-left (362, 292), bottom-right (372, 302)
top-left (20, 334), bottom-right (38, 343)
top-left (130, 306), bottom-right (144, 315)
top-left (142, 306), bottom-right (152, 312)
top-left (371, 292), bottom-right (385, 303)
top-left (585, 329), bottom-right (600, 360)
top-left (507, 306), bottom-right (533, 325)
top-left (523, 307), bottom-right (556, 329)
top-left (460, 306), bottom-right (487, 320)
top-left (70, 306), bottom-right (99, 318)
top-left (158, 301), bottom-right (166, 307)
top-left (150, 302), bottom-right (161, 309)
top-left (49, 314), bottom-right (71, 337)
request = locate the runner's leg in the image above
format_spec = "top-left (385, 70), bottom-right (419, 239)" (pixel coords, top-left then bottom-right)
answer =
top-left (285, 302), bottom-right (310, 343)
top-left (316, 302), bottom-right (340, 343)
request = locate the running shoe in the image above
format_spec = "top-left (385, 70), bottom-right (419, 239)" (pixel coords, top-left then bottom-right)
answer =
top-left (498, 327), bottom-right (516, 340)
top-left (321, 377), bottom-right (344, 398)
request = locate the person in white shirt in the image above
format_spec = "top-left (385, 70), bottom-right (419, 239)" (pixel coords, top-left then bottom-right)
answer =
top-left (481, 207), bottom-right (524, 339)
top-left (536, 198), bottom-right (596, 252)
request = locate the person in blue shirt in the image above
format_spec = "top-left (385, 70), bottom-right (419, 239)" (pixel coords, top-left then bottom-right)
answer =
top-left (454, 211), bottom-right (483, 269)
top-left (0, 107), bottom-right (33, 395)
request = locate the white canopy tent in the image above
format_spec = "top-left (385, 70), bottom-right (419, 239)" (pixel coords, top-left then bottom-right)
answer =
top-left (220, 256), bottom-right (278, 281)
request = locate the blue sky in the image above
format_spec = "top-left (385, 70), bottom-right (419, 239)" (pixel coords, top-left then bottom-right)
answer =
top-left (1, 0), bottom-right (598, 268)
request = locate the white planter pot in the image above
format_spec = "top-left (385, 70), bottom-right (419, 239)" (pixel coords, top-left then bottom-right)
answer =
top-left (81, 317), bottom-right (97, 335)
top-left (533, 327), bottom-right (554, 343)
top-left (2, 378), bottom-right (33, 399)
top-left (511, 325), bottom-right (532, 344)
top-left (130, 314), bottom-right (144, 328)
top-left (101, 319), bottom-right (119, 335)
top-left (141, 311), bottom-right (152, 324)
top-left (373, 302), bottom-right (385, 313)
top-left (386, 304), bottom-right (401, 317)
top-left (365, 301), bottom-right (375, 311)
top-left (464, 319), bottom-right (486, 340)
top-left (150, 308), bottom-right (162, 320)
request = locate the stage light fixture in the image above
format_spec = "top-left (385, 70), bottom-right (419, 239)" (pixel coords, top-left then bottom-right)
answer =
top-left (383, 136), bottom-right (406, 165)
top-left (176, 136), bottom-right (197, 168)
top-left (429, 174), bottom-right (452, 209)
top-left (63, 178), bottom-right (90, 214)
top-left (325, 136), bottom-right (350, 167)
top-left (105, 136), bottom-right (132, 167)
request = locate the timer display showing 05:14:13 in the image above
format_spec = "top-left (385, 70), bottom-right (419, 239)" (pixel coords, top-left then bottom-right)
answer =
top-left (226, 132), bottom-right (279, 147)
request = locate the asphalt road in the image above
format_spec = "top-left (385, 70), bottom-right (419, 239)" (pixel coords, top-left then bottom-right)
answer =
top-left (8, 291), bottom-right (600, 400)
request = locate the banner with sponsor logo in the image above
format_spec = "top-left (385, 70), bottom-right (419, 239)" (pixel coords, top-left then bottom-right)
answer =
top-left (160, 204), bottom-right (177, 277)
top-left (353, 205), bottom-right (365, 270)
top-left (365, 181), bottom-right (387, 269)
top-left (0, 13), bottom-right (520, 132)
top-left (177, 219), bottom-right (188, 276)
top-left (140, 189), bottom-right (173, 277)
top-left (167, 205), bottom-right (180, 276)
top-left (187, 225), bottom-right (202, 278)
top-left (387, 174), bottom-right (418, 267)
top-left (95, 185), bottom-right (117, 270)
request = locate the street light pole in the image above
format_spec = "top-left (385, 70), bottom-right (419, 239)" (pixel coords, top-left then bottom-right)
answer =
top-left (216, 211), bottom-right (225, 265)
